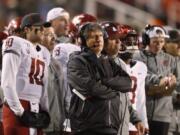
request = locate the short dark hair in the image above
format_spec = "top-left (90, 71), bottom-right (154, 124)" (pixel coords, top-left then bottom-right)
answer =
top-left (79, 22), bottom-right (105, 46)
top-left (83, 23), bottom-right (104, 39)
top-left (167, 30), bottom-right (180, 43)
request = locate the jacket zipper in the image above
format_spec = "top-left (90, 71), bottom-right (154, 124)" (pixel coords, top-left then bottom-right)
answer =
top-left (81, 101), bottom-right (85, 113)
top-left (108, 100), bottom-right (112, 126)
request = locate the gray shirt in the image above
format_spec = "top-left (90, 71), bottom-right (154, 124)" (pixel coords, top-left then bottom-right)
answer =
top-left (44, 57), bottom-right (67, 132)
top-left (133, 50), bottom-right (176, 123)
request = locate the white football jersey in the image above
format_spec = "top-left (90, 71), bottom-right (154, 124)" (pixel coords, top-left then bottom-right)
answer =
top-left (126, 61), bottom-right (149, 131)
top-left (52, 43), bottom-right (80, 88)
top-left (52, 43), bottom-right (80, 67)
top-left (1, 36), bottom-right (50, 115)
top-left (52, 43), bottom-right (80, 130)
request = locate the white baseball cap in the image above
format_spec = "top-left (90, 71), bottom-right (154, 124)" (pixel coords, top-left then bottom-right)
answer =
top-left (147, 26), bottom-right (169, 38)
top-left (46, 7), bottom-right (70, 22)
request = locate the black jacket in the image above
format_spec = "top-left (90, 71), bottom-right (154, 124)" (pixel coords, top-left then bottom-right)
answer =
top-left (67, 48), bottom-right (132, 133)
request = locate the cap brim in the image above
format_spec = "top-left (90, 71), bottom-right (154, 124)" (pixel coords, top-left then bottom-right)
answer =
top-left (149, 34), bottom-right (170, 38)
top-left (164, 35), bottom-right (170, 38)
top-left (32, 22), bottom-right (51, 27)
top-left (43, 22), bottom-right (51, 27)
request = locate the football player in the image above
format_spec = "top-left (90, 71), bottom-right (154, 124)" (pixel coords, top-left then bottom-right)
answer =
top-left (118, 24), bottom-right (149, 135)
top-left (50, 13), bottom-right (86, 134)
top-left (51, 15), bottom-right (97, 122)
top-left (1, 13), bottom-right (51, 135)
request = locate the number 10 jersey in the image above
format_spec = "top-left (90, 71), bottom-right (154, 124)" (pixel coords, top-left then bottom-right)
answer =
top-left (1, 36), bottom-right (50, 115)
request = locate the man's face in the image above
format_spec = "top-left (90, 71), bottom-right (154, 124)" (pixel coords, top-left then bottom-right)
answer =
top-left (41, 27), bottom-right (56, 51)
top-left (164, 42), bottom-right (180, 56)
top-left (105, 38), bottom-right (121, 56)
top-left (86, 30), bottom-right (104, 56)
top-left (149, 37), bottom-right (165, 54)
top-left (26, 26), bottom-right (44, 43)
top-left (51, 16), bottom-right (69, 37)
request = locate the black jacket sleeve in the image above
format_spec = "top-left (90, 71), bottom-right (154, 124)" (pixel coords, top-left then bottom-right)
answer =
top-left (101, 58), bottom-right (132, 93)
top-left (67, 55), bottom-right (117, 99)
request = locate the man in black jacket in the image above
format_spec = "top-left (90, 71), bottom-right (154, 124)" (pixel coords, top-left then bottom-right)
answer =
top-left (67, 22), bottom-right (132, 135)
top-left (101, 22), bottom-right (146, 135)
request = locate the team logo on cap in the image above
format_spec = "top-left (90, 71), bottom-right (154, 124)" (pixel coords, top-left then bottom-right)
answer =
top-left (156, 29), bottom-right (163, 35)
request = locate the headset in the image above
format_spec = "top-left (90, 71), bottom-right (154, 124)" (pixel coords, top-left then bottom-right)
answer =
top-left (142, 24), bottom-right (168, 46)
top-left (79, 22), bottom-right (108, 46)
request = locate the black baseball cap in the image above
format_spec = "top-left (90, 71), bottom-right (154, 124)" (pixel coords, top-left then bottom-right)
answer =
top-left (21, 13), bottom-right (51, 29)
top-left (167, 30), bottom-right (180, 43)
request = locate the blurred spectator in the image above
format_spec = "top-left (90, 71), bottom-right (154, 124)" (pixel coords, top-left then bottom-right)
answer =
top-left (163, 29), bottom-right (180, 135)
top-left (162, 0), bottom-right (180, 28)
top-left (164, 29), bottom-right (180, 56)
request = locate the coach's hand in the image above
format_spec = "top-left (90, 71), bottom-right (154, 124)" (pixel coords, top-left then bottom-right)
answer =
top-left (18, 110), bottom-right (50, 129)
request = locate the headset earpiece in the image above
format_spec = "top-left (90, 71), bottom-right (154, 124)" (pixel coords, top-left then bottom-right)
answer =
top-left (142, 30), bottom-right (150, 46)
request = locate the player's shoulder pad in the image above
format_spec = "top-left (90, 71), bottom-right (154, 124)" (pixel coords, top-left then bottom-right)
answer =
top-left (55, 43), bottom-right (80, 52)
top-left (2, 36), bottom-right (30, 56)
top-left (52, 43), bottom-right (80, 58)
top-left (136, 60), bottom-right (148, 74)
top-left (136, 60), bottom-right (146, 67)
top-left (67, 43), bottom-right (81, 52)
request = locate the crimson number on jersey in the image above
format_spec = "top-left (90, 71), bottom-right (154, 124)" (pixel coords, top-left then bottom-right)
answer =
top-left (130, 76), bottom-right (137, 104)
top-left (29, 58), bottom-right (45, 86)
top-left (54, 46), bottom-right (61, 56)
top-left (5, 38), bottom-right (13, 49)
